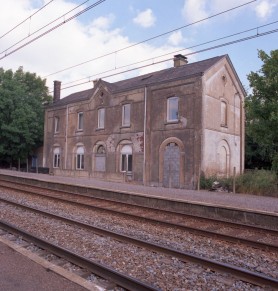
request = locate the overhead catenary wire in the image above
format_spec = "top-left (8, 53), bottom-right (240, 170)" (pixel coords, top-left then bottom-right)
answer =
top-left (0, 0), bottom-right (55, 40)
top-left (0, 0), bottom-right (105, 60)
top-left (44, 0), bottom-right (257, 78)
top-left (61, 20), bottom-right (278, 87)
top-left (57, 27), bottom-right (278, 92)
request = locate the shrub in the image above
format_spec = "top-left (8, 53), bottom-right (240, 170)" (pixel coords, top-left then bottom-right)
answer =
top-left (236, 170), bottom-right (278, 197)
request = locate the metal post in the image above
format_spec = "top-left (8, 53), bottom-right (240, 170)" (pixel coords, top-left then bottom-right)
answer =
top-left (233, 167), bottom-right (236, 194)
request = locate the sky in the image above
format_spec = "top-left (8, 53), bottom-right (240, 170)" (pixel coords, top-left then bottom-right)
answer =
top-left (0, 0), bottom-right (277, 98)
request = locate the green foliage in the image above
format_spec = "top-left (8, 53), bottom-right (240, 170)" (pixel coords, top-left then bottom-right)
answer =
top-left (235, 170), bottom-right (278, 197)
top-left (245, 49), bottom-right (278, 171)
top-left (200, 170), bottom-right (277, 197)
top-left (0, 67), bottom-right (52, 164)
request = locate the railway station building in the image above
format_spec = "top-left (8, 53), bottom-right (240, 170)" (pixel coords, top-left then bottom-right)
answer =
top-left (43, 54), bottom-right (245, 189)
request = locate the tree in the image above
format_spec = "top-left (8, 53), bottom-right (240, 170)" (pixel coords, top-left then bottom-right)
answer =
top-left (245, 50), bottom-right (278, 172)
top-left (0, 67), bottom-right (52, 167)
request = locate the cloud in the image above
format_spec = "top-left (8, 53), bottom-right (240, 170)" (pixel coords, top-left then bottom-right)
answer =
top-left (182, 0), bottom-right (208, 24)
top-left (133, 9), bottom-right (156, 28)
top-left (0, 1), bottom-right (191, 98)
top-left (182, 0), bottom-right (277, 25)
top-left (254, 0), bottom-right (278, 19)
top-left (168, 31), bottom-right (184, 46)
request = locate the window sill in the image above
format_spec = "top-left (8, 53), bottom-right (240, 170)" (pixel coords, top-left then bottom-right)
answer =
top-left (221, 124), bottom-right (228, 128)
top-left (96, 127), bottom-right (105, 131)
top-left (76, 129), bottom-right (84, 133)
top-left (120, 125), bottom-right (131, 129)
top-left (165, 119), bottom-right (179, 125)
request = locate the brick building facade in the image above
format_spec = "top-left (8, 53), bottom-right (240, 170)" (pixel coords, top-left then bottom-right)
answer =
top-left (43, 54), bottom-right (245, 189)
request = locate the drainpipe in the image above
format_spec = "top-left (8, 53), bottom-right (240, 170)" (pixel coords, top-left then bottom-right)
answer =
top-left (65, 104), bottom-right (69, 170)
top-left (143, 86), bottom-right (147, 185)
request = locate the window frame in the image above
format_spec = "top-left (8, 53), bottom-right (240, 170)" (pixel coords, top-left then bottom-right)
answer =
top-left (53, 148), bottom-right (60, 168)
top-left (77, 112), bottom-right (84, 131)
top-left (76, 146), bottom-right (84, 170)
top-left (221, 100), bottom-right (228, 127)
top-left (97, 108), bottom-right (105, 129)
top-left (54, 116), bottom-right (60, 133)
top-left (120, 145), bottom-right (132, 173)
top-left (122, 104), bottom-right (131, 127)
top-left (167, 96), bottom-right (179, 122)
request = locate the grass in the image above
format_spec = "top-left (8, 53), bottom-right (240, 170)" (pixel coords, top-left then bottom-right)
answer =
top-left (200, 170), bottom-right (278, 197)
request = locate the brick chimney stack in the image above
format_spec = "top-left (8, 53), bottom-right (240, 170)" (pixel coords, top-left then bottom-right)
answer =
top-left (53, 80), bottom-right (61, 102)
top-left (173, 54), bottom-right (188, 67)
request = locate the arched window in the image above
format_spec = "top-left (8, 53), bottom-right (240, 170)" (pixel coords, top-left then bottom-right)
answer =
top-left (221, 101), bottom-right (227, 126)
top-left (76, 146), bottom-right (84, 170)
top-left (53, 147), bottom-right (60, 168)
top-left (121, 145), bottom-right (132, 172)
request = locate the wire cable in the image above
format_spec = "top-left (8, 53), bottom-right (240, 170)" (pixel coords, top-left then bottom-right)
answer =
top-left (0, 0), bottom-right (105, 60)
top-left (44, 0), bottom-right (257, 78)
top-left (60, 21), bottom-right (278, 88)
top-left (58, 27), bottom-right (278, 92)
top-left (0, 0), bottom-right (55, 40)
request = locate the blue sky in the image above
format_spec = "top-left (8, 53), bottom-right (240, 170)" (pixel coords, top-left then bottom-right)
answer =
top-left (0, 0), bottom-right (277, 97)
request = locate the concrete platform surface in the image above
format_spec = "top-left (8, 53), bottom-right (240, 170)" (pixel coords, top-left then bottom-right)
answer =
top-left (0, 169), bottom-right (277, 215)
top-left (0, 238), bottom-right (101, 291)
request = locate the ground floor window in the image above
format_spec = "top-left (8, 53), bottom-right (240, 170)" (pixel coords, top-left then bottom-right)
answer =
top-left (76, 146), bottom-right (84, 170)
top-left (121, 145), bottom-right (132, 172)
top-left (53, 148), bottom-right (60, 168)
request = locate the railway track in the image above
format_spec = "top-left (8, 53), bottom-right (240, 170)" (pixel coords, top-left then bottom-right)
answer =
top-left (0, 195), bottom-right (277, 289)
top-left (0, 220), bottom-right (159, 291)
top-left (0, 180), bottom-right (277, 252)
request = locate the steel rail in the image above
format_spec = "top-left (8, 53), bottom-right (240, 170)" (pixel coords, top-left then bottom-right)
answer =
top-left (0, 179), bottom-right (276, 234)
top-left (0, 220), bottom-right (160, 291)
top-left (0, 182), bottom-right (277, 252)
top-left (1, 197), bottom-right (278, 289)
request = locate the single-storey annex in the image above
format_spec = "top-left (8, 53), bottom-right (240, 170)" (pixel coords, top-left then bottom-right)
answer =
top-left (43, 54), bottom-right (245, 189)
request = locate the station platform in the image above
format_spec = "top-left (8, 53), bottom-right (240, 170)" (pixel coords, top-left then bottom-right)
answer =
top-left (0, 238), bottom-right (99, 291)
top-left (0, 169), bottom-right (277, 230)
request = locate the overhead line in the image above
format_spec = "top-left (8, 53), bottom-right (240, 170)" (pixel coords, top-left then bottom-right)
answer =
top-left (58, 27), bottom-right (278, 92)
top-left (44, 0), bottom-right (257, 78)
top-left (0, 0), bottom-right (105, 60)
top-left (0, 0), bottom-right (55, 40)
top-left (61, 21), bottom-right (278, 87)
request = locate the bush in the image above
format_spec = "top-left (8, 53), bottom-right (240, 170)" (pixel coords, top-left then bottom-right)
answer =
top-left (200, 170), bottom-right (277, 197)
top-left (236, 170), bottom-right (278, 197)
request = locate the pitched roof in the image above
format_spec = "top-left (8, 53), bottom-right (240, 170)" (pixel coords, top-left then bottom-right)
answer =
top-left (49, 55), bottom-right (226, 107)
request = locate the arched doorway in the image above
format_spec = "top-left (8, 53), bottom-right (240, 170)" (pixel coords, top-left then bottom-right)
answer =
top-left (94, 144), bottom-right (106, 172)
top-left (163, 142), bottom-right (180, 188)
top-left (217, 140), bottom-right (230, 177)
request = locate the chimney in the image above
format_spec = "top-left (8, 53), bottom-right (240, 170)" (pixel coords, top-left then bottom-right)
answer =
top-left (93, 78), bottom-right (100, 87)
top-left (173, 54), bottom-right (188, 67)
top-left (53, 80), bottom-right (61, 102)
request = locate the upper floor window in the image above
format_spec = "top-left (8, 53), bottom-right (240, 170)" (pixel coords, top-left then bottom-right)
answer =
top-left (54, 117), bottom-right (59, 133)
top-left (53, 147), bottom-right (60, 168)
top-left (122, 104), bottom-right (131, 127)
top-left (221, 101), bottom-right (227, 126)
top-left (167, 97), bottom-right (179, 122)
top-left (78, 112), bottom-right (84, 130)
top-left (76, 146), bottom-right (84, 170)
top-left (98, 108), bottom-right (105, 129)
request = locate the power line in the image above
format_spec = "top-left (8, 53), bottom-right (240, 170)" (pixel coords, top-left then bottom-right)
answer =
top-left (0, 0), bottom-right (91, 55)
top-left (60, 21), bottom-right (278, 88)
top-left (57, 27), bottom-right (278, 92)
top-left (0, 0), bottom-right (55, 40)
top-left (0, 0), bottom-right (105, 60)
top-left (44, 0), bottom-right (257, 78)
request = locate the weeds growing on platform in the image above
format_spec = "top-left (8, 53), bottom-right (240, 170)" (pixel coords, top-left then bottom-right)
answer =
top-left (201, 170), bottom-right (278, 197)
